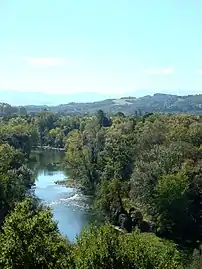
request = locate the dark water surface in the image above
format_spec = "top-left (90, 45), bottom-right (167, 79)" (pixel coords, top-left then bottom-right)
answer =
top-left (30, 149), bottom-right (94, 242)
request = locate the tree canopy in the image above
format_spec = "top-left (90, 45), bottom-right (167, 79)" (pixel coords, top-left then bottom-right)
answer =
top-left (0, 111), bottom-right (202, 268)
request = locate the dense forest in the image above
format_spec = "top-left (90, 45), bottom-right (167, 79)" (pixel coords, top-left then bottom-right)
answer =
top-left (0, 110), bottom-right (202, 268)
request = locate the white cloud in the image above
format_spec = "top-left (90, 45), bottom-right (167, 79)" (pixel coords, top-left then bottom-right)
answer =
top-left (23, 56), bottom-right (65, 67)
top-left (144, 67), bottom-right (174, 75)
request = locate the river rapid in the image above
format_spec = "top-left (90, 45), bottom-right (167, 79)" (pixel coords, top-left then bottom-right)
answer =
top-left (30, 149), bottom-right (96, 242)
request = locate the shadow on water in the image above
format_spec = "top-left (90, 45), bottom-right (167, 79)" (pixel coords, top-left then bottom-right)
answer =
top-left (29, 149), bottom-right (102, 242)
top-left (29, 149), bottom-right (66, 174)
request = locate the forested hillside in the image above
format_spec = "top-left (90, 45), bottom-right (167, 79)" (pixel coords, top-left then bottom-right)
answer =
top-left (0, 110), bottom-right (202, 268)
top-left (24, 93), bottom-right (202, 115)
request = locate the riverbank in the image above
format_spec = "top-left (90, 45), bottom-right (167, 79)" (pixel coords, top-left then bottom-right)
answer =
top-left (36, 146), bottom-right (65, 151)
top-left (32, 149), bottom-right (94, 241)
top-left (54, 178), bottom-right (87, 193)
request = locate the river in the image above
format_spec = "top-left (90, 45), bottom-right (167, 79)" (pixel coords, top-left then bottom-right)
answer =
top-left (30, 149), bottom-right (96, 242)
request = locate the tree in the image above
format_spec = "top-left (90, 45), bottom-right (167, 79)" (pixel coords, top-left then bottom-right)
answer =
top-left (103, 132), bottom-right (134, 180)
top-left (96, 109), bottom-right (111, 127)
top-left (95, 178), bottom-right (127, 221)
top-left (74, 224), bottom-right (120, 269)
top-left (73, 224), bottom-right (182, 269)
top-left (0, 118), bottom-right (38, 157)
top-left (0, 144), bottom-right (34, 211)
top-left (36, 111), bottom-right (57, 145)
top-left (154, 173), bottom-right (190, 241)
top-left (118, 232), bottom-right (182, 269)
top-left (49, 128), bottom-right (65, 148)
top-left (65, 119), bottom-right (105, 192)
top-left (0, 198), bottom-right (73, 269)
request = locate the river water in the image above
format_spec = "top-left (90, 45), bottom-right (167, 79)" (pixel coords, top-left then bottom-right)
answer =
top-left (30, 149), bottom-right (95, 242)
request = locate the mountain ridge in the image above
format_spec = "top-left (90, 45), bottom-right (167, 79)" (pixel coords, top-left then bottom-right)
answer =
top-left (23, 93), bottom-right (202, 115)
top-left (1, 92), bottom-right (202, 115)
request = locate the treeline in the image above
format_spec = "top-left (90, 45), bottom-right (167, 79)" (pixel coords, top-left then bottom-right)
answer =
top-left (0, 111), bottom-right (202, 268)
top-left (0, 103), bottom-right (27, 116)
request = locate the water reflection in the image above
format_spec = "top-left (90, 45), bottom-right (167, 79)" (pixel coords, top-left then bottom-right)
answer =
top-left (29, 149), bottom-right (66, 174)
top-left (29, 149), bottom-right (93, 242)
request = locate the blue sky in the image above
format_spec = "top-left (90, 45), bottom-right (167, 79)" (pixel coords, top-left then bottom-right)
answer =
top-left (0, 0), bottom-right (202, 98)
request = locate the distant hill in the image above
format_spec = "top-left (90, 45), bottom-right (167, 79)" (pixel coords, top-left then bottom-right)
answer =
top-left (24, 93), bottom-right (202, 115)
top-left (0, 103), bottom-right (27, 116)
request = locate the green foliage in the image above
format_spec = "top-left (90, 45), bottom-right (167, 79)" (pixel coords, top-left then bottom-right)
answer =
top-left (0, 143), bottom-right (24, 172)
top-left (0, 116), bottom-right (38, 157)
top-left (73, 224), bottom-right (182, 269)
top-left (0, 198), bottom-right (73, 269)
top-left (64, 112), bottom-right (202, 248)
top-left (129, 115), bottom-right (202, 246)
top-left (95, 178), bottom-right (127, 220)
top-left (96, 109), bottom-right (111, 127)
top-left (118, 232), bottom-right (182, 269)
top-left (65, 116), bottom-right (135, 193)
top-left (0, 144), bottom-right (34, 210)
top-left (35, 112), bottom-right (82, 147)
top-left (155, 173), bottom-right (188, 205)
top-left (65, 119), bottom-right (105, 191)
top-left (102, 122), bottom-right (134, 180)
top-left (49, 127), bottom-right (65, 148)
top-left (186, 248), bottom-right (202, 269)
top-left (154, 173), bottom-right (190, 240)
top-left (1, 111), bottom-right (202, 267)
top-left (74, 224), bottom-right (119, 269)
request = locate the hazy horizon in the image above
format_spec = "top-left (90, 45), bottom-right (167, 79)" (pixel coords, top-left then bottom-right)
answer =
top-left (0, 89), bottom-right (201, 106)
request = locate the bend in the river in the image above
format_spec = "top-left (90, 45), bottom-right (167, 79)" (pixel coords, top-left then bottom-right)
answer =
top-left (30, 149), bottom-right (95, 242)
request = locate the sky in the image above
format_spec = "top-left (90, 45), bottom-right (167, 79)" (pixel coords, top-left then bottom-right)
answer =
top-left (0, 0), bottom-right (202, 99)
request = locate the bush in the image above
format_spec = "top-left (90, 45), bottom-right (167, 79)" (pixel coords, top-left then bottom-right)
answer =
top-left (0, 198), bottom-right (74, 269)
top-left (73, 224), bottom-right (183, 269)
